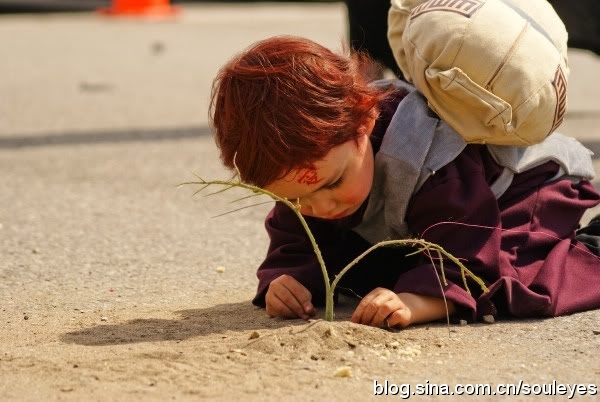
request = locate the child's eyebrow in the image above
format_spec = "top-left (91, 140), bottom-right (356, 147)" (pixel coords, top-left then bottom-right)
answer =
top-left (285, 164), bottom-right (346, 199)
top-left (313, 167), bottom-right (344, 192)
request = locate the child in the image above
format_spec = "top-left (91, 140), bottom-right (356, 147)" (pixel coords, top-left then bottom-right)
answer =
top-left (210, 36), bottom-right (600, 328)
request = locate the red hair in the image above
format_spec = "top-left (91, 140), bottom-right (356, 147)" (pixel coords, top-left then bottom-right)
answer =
top-left (210, 36), bottom-right (391, 187)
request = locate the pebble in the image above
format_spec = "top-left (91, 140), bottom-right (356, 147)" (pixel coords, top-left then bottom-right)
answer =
top-left (334, 366), bottom-right (352, 378)
top-left (230, 349), bottom-right (247, 356)
top-left (323, 326), bottom-right (335, 337)
top-left (397, 346), bottom-right (421, 357)
top-left (459, 320), bottom-right (468, 326)
top-left (215, 266), bottom-right (225, 273)
top-left (100, 317), bottom-right (108, 322)
top-left (248, 331), bottom-right (260, 340)
top-left (593, 330), bottom-right (600, 335)
top-left (23, 315), bottom-right (29, 320)
top-left (151, 41), bottom-right (165, 54)
top-left (482, 315), bottom-right (495, 324)
top-left (79, 82), bottom-right (112, 92)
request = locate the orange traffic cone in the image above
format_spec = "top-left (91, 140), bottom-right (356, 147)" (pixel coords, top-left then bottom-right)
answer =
top-left (100, 0), bottom-right (179, 17)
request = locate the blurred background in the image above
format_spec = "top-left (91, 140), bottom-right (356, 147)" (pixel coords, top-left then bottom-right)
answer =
top-left (1, 1), bottom-right (598, 58)
top-left (1, 0), bottom-right (598, 140)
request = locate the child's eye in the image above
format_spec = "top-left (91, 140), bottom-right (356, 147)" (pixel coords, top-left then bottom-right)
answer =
top-left (325, 175), bottom-right (344, 190)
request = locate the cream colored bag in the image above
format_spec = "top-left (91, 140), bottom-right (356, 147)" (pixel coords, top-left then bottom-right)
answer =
top-left (388, 0), bottom-right (569, 145)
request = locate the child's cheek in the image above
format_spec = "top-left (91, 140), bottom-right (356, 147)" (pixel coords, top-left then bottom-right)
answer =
top-left (338, 181), bottom-right (370, 206)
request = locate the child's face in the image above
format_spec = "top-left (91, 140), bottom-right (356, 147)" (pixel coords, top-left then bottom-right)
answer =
top-left (265, 133), bottom-right (374, 220)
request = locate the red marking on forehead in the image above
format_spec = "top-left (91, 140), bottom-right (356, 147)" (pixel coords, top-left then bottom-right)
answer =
top-left (296, 168), bottom-right (324, 186)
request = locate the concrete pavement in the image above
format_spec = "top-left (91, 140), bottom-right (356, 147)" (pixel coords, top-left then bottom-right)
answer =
top-left (0, 3), bottom-right (347, 136)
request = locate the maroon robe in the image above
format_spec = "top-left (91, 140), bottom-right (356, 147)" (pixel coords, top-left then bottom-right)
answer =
top-left (252, 93), bottom-right (600, 322)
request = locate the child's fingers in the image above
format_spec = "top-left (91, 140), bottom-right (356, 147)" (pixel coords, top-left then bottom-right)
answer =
top-left (350, 292), bottom-right (372, 324)
top-left (358, 294), bottom-right (385, 325)
top-left (267, 277), bottom-right (311, 319)
top-left (366, 293), bottom-right (401, 327)
top-left (351, 288), bottom-right (390, 325)
top-left (386, 308), bottom-right (412, 329)
top-left (278, 275), bottom-right (315, 315)
top-left (267, 284), bottom-right (305, 318)
top-left (266, 292), bottom-right (297, 318)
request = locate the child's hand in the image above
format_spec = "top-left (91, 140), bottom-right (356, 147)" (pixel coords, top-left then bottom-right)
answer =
top-left (351, 288), bottom-right (412, 328)
top-left (265, 274), bottom-right (316, 320)
top-left (351, 289), bottom-right (455, 329)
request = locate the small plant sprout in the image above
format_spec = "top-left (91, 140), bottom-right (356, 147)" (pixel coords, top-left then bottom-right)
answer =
top-left (180, 173), bottom-right (489, 323)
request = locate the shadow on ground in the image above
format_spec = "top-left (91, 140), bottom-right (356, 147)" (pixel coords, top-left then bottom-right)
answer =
top-left (60, 294), bottom-right (371, 347)
top-left (61, 301), bottom-right (305, 346)
top-left (60, 295), bottom-right (590, 348)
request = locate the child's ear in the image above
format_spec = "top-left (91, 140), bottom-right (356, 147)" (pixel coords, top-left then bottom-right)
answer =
top-left (356, 110), bottom-right (378, 136)
top-left (356, 124), bottom-right (370, 136)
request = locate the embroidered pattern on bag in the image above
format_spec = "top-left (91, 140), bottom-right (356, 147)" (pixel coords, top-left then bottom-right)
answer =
top-left (550, 65), bottom-right (567, 134)
top-left (410, 0), bottom-right (484, 20)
